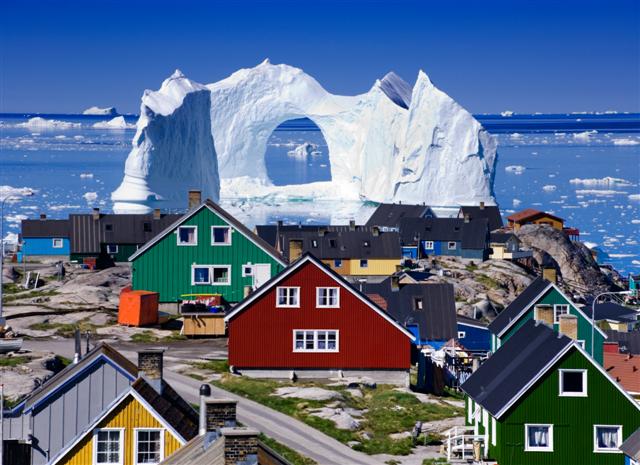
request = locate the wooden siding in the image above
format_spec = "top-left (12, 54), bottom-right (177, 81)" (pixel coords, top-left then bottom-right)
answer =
top-left (320, 259), bottom-right (400, 276)
top-left (228, 260), bottom-right (411, 370)
top-left (490, 349), bottom-right (640, 465)
top-left (132, 207), bottom-right (284, 303)
top-left (59, 395), bottom-right (182, 465)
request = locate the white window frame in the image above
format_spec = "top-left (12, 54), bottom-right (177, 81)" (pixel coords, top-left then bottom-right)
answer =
top-left (292, 329), bottom-right (339, 352)
top-left (524, 423), bottom-right (554, 452)
top-left (191, 265), bottom-right (211, 285)
top-left (559, 369), bottom-right (587, 397)
top-left (133, 428), bottom-right (164, 465)
top-left (458, 331), bottom-right (466, 339)
top-left (211, 226), bottom-right (232, 246)
top-left (316, 287), bottom-right (340, 308)
top-left (360, 259), bottom-right (369, 268)
top-left (576, 339), bottom-right (585, 349)
top-left (52, 238), bottom-right (64, 249)
top-left (593, 425), bottom-right (622, 453)
top-left (423, 241), bottom-right (434, 250)
top-left (553, 304), bottom-right (570, 324)
top-left (242, 264), bottom-right (253, 277)
top-left (177, 226), bottom-right (198, 246)
top-left (106, 244), bottom-right (119, 254)
top-left (448, 241), bottom-right (457, 250)
top-left (276, 286), bottom-right (300, 308)
top-left (191, 265), bottom-right (231, 286)
top-left (93, 427), bottom-right (124, 465)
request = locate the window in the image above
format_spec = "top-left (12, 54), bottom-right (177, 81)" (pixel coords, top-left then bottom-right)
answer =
top-left (458, 331), bottom-right (466, 339)
top-left (177, 226), bottom-right (197, 245)
top-left (276, 287), bottom-right (300, 307)
top-left (448, 241), bottom-right (457, 250)
top-left (311, 239), bottom-right (318, 248)
top-left (554, 304), bottom-right (570, 323)
top-left (423, 241), bottom-right (434, 250)
top-left (363, 240), bottom-right (370, 247)
top-left (329, 239), bottom-right (337, 248)
top-left (594, 425), bottom-right (622, 453)
top-left (143, 222), bottom-right (152, 232)
top-left (212, 266), bottom-right (230, 285)
top-left (52, 238), bottom-right (63, 248)
top-left (106, 244), bottom-right (118, 254)
top-left (192, 266), bottom-right (211, 285)
top-left (334, 259), bottom-right (342, 268)
top-left (360, 259), bottom-right (368, 268)
top-left (577, 340), bottom-right (586, 349)
top-left (105, 224), bottom-right (113, 232)
top-left (191, 265), bottom-right (231, 286)
top-left (293, 330), bottom-right (338, 352)
top-left (559, 369), bottom-right (587, 396)
top-left (93, 428), bottom-right (123, 465)
top-left (525, 424), bottom-right (553, 452)
top-left (135, 429), bottom-right (163, 464)
top-left (242, 265), bottom-right (253, 277)
top-left (413, 298), bottom-right (423, 310)
top-left (317, 287), bottom-right (340, 307)
top-left (211, 226), bottom-right (231, 245)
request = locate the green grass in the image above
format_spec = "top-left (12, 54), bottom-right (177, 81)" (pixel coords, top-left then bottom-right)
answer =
top-left (56, 355), bottom-right (72, 368)
top-left (0, 356), bottom-right (30, 367)
top-left (4, 289), bottom-right (58, 303)
top-left (213, 375), bottom-right (463, 456)
top-left (259, 433), bottom-right (317, 465)
top-left (422, 458), bottom-right (449, 465)
top-left (475, 273), bottom-right (502, 290)
top-left (2, 282), bottom-right (23, 295)
top-left (192, 359), bottom-right (230, 374)
top-left (28, 318), bottom-right (102, 338)
top-left (130, 331), bottom-right (159, 343)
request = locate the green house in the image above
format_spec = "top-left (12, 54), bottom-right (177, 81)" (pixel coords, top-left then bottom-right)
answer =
top-left (462, 319), bottom-right (640, 465)
top-left (129, 200), bottom-right (287, 303)
top-left (630, 274), bottom-right (640, 298)
top-left (488, 277), bottom-right (607, 364)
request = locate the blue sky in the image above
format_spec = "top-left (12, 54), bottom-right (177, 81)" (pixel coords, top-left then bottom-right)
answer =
top-left (1, 0), bottom-right (638, 113)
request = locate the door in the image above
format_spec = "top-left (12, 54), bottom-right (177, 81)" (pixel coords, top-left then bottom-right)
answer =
top-left (252, 264), bottom-right (271, 289)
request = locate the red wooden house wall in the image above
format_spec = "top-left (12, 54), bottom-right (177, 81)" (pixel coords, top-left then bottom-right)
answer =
top-left (227, 259), bottom-right (411, 370)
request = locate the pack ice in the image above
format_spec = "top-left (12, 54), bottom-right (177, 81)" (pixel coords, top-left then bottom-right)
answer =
top-left (112, 60), bottom-right (497, 213)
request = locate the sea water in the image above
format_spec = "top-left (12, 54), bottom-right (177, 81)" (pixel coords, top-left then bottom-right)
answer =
top-left (0, 113), bottom-right (638, 274)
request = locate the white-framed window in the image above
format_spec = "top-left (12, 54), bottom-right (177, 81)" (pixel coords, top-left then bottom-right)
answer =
top-left (525, 424), bottom-right (553, 452)
top-left (594, 425), bottom-right (622, 453)
top-left (316, 287), bottom-right (340, 308)
top-left (576, 340), bottom-right (586, 349)
top-left (211, 226), bottom-right (231, 245)
top-left (423, 241), bottom-right (434, 250)
top-left (553, 304), bottom-right (570, 324)
top-left (333, 259), bottom-right (342, 268)
top-left (448, 241), bottom-right (457, 250)
top-left (293, 330), bottom-right (339, 352)
top-left (106, 244), bottom-right (118, 254)
top-left (134, 428), bottom-right (164, 465)
top-left (177, 226), bottom-right (197, 246)
top-left (458, 331), bottom-right (466, 339)
top-left (559, 369), bottom-right (587, 397)
top-left (242, 264), bottom-right (253, 277)
top-left (276, 287), bottom-right (300, 307)
top-left (414, 298), bottom-right (423, 310)
top-left (52, 238), bottom-right (64, 249)
top-left (191, 265), bottom-right (231, 286)
top-left (360, 259), bottom-right (368, 268)
top-left (93, 428), bottom-right (124, 465)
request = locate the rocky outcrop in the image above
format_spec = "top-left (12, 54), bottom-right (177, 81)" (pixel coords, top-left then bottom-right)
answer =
top-left (515, 224), bottom-right (614, 294)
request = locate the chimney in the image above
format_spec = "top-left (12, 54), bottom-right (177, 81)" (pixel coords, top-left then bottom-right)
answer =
top-left (188, 190), bottom-right (202, 210)
top-left (138, 349), bottom-right (164, 394)
top-left (391, 275), bottom-right (400, 292)
top-left (480, 201), bottom-right (485, 210)
top-left (542, 267), bottom-right (557, 284)
top-left (204, 398), bottom-right (238, 431)
top-left (153, 208), bottom-right (161, 220)
top-left (372, 226), bottom-right (380, 237)
top-left (39, 213), bottom-right (46, 220)
top-left (92, 207), bottom-right (100, 220)
top-left (464, 213), bottom-right (470, 223)
top-left (559, 314), bottom-right (578, 340)
top-left (603, 342), bottom-right (620, 354)
top-left (221, 428), bottom-right (258, 465)
top-left (199, 384), bottom-right (211, 435)
top-left (534, 305), bottom-right (554, 326)
top-left (318, 228), bottom-right (327, 237)
top-left (73, 329), bottom-right (82, 364)
top-left (349, 220), bottom-right (356, 231)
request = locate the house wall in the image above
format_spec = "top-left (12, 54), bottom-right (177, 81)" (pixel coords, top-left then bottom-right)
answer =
top-left (320, 258), bottom-right (399, 276)
top-left (461, 248), bottom-right (487, 260)
top-left (490, 244), bottom-right (507, 260)
top-left (457, 323), bottom-right (491, 352)
top-left (512, 216), bottom-right (564, 231)
top-left (490, 349), bottom-right (640, 465)
top-left (59, 395), bottom-right (182, 465)
top-left (132, 207), bottom-right (284, 303)
top-left (22, 237), bottom-right (69, 257)
top-left (100, 243), bottom-right (139, 263)
top-left (421, 240), bottom-right (461, 258)
top-left (228, 260), bottom-right (411, 371)
top-left (597, 320), bottom-right (629, 333)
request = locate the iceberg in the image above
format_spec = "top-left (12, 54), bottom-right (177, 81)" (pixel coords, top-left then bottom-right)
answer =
top-left (92, 116), bottom-right (134, 130)
top-left (112, 61), bottom-right (498, 213)
top-left (17, 117), bottom-right (80, 130)
top-left (83, 106), bottom-right (117, 116)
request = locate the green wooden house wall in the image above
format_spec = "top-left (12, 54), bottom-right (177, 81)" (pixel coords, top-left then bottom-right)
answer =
top-left (491, 286), bottom-right (605, 365)
top-left (131, 206), bottom-right (285, 303)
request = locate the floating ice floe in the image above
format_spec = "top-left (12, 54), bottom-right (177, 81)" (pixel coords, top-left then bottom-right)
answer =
top-left (629, 194), bottom-right (640, 201)
top-left (83, 106), bottom-right (117, 116)
top-left (0, 186), bottom-right (37, 199)
top-left (80, 173), bottom-right (94, 179)
top-left (83, 192), bottom-right (98, 202)
top-left (505, 165), bottom-right (526, 174)
top-left (501, 110), bottom-right (514, 117)
top-left (92, 116), bottom-right (134, 130)
top-left (573, 130), bottom-right (597, 141)
top-left (576, 189), bottom-right (628, 196)
top-left (287, 142), bottom-right (319, 158)
top-left (612, 138), bottom-right (639, 146)
top-left (513, 198), bottom-right (522, 206)
top-left (542, 185), bottom-right (557, 192)
top-left (17, 117), bottom-right (81, 130)
top-left (49, 204), bottom-right (81, 211)
top-left (6, 214), bottom-right (28, 224)
top-left (569, 177), bottom-right (632, 187)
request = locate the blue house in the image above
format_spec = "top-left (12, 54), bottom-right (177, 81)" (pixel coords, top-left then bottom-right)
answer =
top-left (456, 315), bottom-right (491, 353)
top-left (630, 274), bottom-right (640, 298)
top-left (20, 216), bottom-right (70, 260)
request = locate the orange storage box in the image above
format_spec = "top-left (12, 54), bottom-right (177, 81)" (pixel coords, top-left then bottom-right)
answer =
top-left (118, 290), bottom-right (159, 326)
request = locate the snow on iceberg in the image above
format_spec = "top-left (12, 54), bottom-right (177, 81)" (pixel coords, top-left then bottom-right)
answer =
top-left (83, 106), bottom-right (117, 116)
top-left (612, 138), bottom-right (639, 146)
top-left (112, 61), bottom-right (498, 213)
top-left (92, 116), bottom-right (134, 129)
top-left (17, 117), bottom-right (80, 130)
top-left (573, 130), bottom-right (597, 141)
top-left (569, 177), bottom-right (632, 187)
top-left (288, 142), bottom-right (318, 158)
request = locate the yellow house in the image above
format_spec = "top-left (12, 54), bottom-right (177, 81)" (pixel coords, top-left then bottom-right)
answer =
top-left (507, 208), bottom-right (564, 231)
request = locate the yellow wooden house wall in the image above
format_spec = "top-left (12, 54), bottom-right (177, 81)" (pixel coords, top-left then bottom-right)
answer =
top-left (59, 395), bottom-right (183, 465)
top-left (321, 258), bottom-right (399, 276)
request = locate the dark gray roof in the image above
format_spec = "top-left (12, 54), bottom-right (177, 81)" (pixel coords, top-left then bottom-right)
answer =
top-left (364, 279), bottom-right (457, 341)
top-left (399, 217), bottom-right (489, 250)
top-left (69, 213), bottom-right (181, 254)
top-left (489, 232), bottom-right (518, 244)
top-left (461, 320), bottom-right (573, 417)
top-left (365, 203), bottom-right (433, 228)
top-left (457, 314), bottom-right (489, 328)
top-left (487, 277), bottom-right (551, 336)
top-left (21, 218), bottom-right (70, 238)
top-left (621, 427), bottom-right (640, 460)
top-left (255, 225), bottom-right (279, 248)
top-left (593, 302), bottom-right (638, 323)
top-left (459, 205), bottom-right (503, 231)
top-left (606, 330), bottom-right (640, 355)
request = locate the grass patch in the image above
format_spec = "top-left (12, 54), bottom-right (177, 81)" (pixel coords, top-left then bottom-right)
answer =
top-left (0, 356), bottom-right (30, 367)
top-left (259, 433), bottom-right (317, 465)
top-left (28, 318), bottom-right (100, 338)
top-left (192, 359), bottom-right (230, 374)
top-left (162, 332), bottom-right (188, 342)
top-left (2, 282), bottom-right (23, 295)
top-left (475, 273), bottom-right (501, 290)
top-left (4, 289), bottom-right (58, 303)
top-left (465, 263), bottom-right (478, 272)
top-left (56, 355), bottom-right (73, 368)
top-left (130, 331), bottom-right (159, 343)
top-left (188, 373), bottom-right (206, 381)
top-left (422, 458), bottom-right (449, 465)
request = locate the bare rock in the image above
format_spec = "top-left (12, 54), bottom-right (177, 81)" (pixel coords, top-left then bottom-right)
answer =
top-left (273, 386), bottom-right (343, 401)
top-left (309, 407), bottom-right (362, 430)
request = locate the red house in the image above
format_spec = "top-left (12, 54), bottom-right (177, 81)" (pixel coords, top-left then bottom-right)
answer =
top-left (225, 253), bottom-right (415, 385)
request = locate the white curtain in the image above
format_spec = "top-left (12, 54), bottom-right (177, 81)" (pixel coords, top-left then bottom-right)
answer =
top-left (597, 428), bottom-right (618, 449)
top-left (530, 427), bottom-right (548, 447)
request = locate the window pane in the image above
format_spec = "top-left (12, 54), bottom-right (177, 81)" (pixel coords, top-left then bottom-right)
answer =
top-left (213, 227), bottom-right (230, 244)
top-left (562, 371), bottom-right (583, 392)
top-left (213, 267), bottom-right (229, 283)
top-left (193, 267), bottom-right (210, 284)
top-left (290, 288), bottom-right (299, 306)
top-left (305, 331), bottom-right (314, 350)
top-left (528, 426), bottom-right (549, 447)
top-left (295, 331), bottom-right (304, 349)
top-left (596, 427), bottom-right (619, 449)
top-left (327, 332), bottom-right (337, 350)
top-left (317, 331), bottom-right (327, 349)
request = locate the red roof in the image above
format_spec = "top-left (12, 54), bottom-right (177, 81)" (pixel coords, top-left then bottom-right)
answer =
top-left (604, 352), bottom-right (640, 394)
top-left (507, 208), bottom-right (564, 224)
top-left (366, 293), bottom-right (388, 311)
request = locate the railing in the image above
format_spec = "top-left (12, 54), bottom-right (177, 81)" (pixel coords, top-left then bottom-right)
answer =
top-left (444, 426), bottom-right (485, 462)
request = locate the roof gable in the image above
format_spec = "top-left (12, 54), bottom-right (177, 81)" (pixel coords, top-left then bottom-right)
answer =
top-left (365, 203), bottom-right (433, 227)
top-left (225, 253), bottom-right (415, 340)
top-left (459, 205), bottom-right (503, 231)
top-left (507, 208), bottom-right (564, 224)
